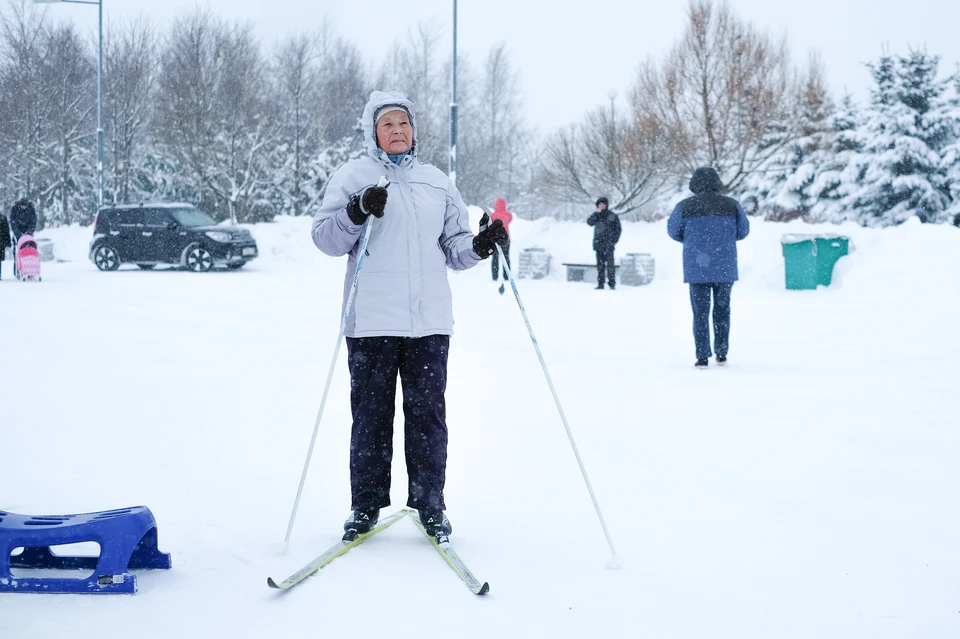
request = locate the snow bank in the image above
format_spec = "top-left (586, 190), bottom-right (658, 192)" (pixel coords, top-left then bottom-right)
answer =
top-left (8, 210), bottom-right (956, 639)
top-left (38, 212), bottom-right (960, 294)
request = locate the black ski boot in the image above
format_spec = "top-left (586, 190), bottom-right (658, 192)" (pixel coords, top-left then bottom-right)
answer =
top-left (419, 509), bottom-right (452, 538)
top-left (343, 508), bottom-right (380, 540)
top-left (716, 355), bottom-right (727, 366)
top-left (695, 358), bottom-right (709, 369)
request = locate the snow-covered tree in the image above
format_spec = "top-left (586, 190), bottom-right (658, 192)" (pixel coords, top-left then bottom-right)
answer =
top-left (842, 50), bottom-right (953, 226)
top-left (456, 44), bottom-right (529, 207)
top-left (314, 34), bottom-right (367, 149)
top-left (0, 2), bottom-right (51, 216)
top-left (270, 33), bottom-right (321, 218)
top-left (940, 71), bottom-right (960, 220)
top-left (39, 23), bottom-right (97, 226)
top-left (103, 18), bottom-right (157, 206)
top-left (807, 95), bottom-right (862, 223)
top-left (376, 24), bottom-right (449, 172)
top-left (539, 106), bottom-right (670, 219)
top-left (631, 0), bottom-right (799, 192)
top-left (268, 27), bottom-right (368, 217)
top-left (376, 27), bottom-right (534, 209)
top-left (739, 54), bottom-right (834, 220)
top-left (156, 10), bottom-right (278, 224)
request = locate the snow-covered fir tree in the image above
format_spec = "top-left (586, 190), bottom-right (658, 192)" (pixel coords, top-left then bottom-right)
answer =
top-left (842, 51), bottom-right (953, 226)
top-left (940, 71), bottom-right (960, 220)
top-left (809, 95), bottom-right (864, 223)
top-left (739, 57), bottom-right (834, 220)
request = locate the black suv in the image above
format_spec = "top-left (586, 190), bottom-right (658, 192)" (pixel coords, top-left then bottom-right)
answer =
top-left (89, 203), bottom-right (258, 272)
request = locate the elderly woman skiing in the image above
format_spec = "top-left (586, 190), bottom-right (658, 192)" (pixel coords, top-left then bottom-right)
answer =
top-left (311, 90), bottom-right (508, 539)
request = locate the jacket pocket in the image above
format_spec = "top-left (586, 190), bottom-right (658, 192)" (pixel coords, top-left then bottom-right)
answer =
top-left (420, 270), bottom-right (454, 331)
top-left (354, 271), bottom-right (411, 334)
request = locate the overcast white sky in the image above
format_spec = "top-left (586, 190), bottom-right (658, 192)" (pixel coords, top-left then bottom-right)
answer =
top-left (40, 0), bottom-right (960, 131)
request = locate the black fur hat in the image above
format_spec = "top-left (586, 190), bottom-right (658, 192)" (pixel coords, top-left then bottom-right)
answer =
top-left (11, 198), bottom-right (35, 216)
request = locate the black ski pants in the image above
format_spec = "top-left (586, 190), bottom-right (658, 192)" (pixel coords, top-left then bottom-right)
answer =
top-left (491, 240), bottom-right (511, 281)
top-left (689, 283), bottom-right (733, 360)
top-left (345, 335), bottom-right (449, 512)
top-left (595, 246), bottom-right (616, 287)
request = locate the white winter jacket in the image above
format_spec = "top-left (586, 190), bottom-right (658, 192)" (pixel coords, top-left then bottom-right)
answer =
top-left (311, 91), bottom-right (481, 338)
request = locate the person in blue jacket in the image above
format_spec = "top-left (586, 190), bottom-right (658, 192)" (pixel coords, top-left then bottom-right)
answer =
top-left (667, 167), bottom-right (750, 368)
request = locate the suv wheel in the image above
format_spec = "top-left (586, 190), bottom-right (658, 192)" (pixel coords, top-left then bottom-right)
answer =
top-left (93, 245), bottom-right (121, 271)
top-left (184, 244), bottom-right (214, 272)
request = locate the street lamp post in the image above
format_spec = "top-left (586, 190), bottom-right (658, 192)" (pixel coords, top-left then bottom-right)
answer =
top-left (449, 0), bottom-right (458, 185)
top-left (35, 0), bottom-right (104, 209)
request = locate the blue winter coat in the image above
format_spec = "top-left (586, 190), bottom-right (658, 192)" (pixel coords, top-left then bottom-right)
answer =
top-left (667, 168), bottom-right (750, 284)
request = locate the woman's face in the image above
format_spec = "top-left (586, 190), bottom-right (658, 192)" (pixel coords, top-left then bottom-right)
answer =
top-left (376, 110), bottom-right (413, 154)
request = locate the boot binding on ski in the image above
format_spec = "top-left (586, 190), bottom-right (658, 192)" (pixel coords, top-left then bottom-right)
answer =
top-left (342, 508), bottom-right (380, 540)
top-left (419, 509), bottom-right (452, 539)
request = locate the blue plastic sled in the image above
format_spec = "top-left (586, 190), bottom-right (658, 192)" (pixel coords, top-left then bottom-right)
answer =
top-left (0, 506), bottom-right (171, 594)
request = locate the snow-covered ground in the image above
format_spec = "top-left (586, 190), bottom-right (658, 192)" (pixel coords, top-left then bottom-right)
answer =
top-left (3, 212), bottom-right (959, 638)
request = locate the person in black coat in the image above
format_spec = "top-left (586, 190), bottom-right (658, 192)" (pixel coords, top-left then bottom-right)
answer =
top-left (587, 196), bottom-right (622, 289)
top-left (9, 198), bottom-right (37, 240)
top-left (0, 211), bottom-right (11, 280)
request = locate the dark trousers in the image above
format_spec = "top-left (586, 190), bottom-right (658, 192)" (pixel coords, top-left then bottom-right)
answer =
top-left (689, 283), bottom-right (733, 360)
top-left (345, 335), bottom-right (449, 512)
top-left (595, 246), bottom-right (615, 287)
top-left (491, 240), bottom-right (511, 280)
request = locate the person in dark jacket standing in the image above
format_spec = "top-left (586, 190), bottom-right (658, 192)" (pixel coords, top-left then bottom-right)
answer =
top-left (0, 211), bottom-right (11, 280)
top-left (9, 198), bottom-right (37, 240)
top-left (587, 197), bottom-right (621, 289)
top-left (667, 167), bottom-right (750, 368)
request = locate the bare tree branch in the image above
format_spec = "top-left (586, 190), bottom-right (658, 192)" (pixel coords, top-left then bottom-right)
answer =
top-left (631, 0), bottom-right (801, 192)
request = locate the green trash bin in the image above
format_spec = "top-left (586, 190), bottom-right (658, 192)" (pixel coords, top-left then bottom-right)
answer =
top-left (781, 234), bottom-right (850, 290)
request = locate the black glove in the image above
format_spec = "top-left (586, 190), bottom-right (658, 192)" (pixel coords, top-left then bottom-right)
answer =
top-left (346, 185), bottom-right (389, 225)
top-left (473, 213), bottom-right (509, 259)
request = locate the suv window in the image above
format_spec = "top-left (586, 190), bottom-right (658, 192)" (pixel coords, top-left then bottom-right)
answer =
top-left (143, 209), bottom-right (172, 226)
top-left (170, 208), bottom-right (216, 228)
top-left (117, 210), bottom-right (145, 226)
top-left (95, 211), bottom-right (116, 233)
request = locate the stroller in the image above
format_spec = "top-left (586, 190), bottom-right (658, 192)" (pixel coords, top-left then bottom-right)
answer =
top-left (14, 234), bottom-right (41, 282)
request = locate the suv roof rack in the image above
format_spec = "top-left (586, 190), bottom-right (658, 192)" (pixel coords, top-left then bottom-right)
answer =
top-left (98, 202), bottom-right (196, 212)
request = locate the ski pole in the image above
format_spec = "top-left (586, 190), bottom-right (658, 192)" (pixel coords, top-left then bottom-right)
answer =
top-left (487, 219), bottom-right (623, 569)
top-left (283, 178), bottom-right (387, 550)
